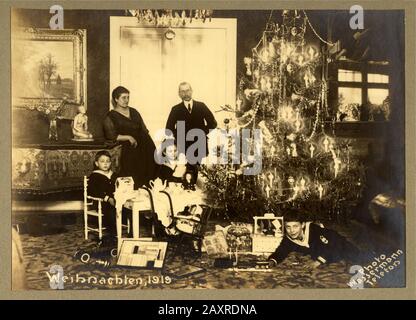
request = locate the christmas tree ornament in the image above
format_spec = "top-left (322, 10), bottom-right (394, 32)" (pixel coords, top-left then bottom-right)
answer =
top-left (291, 26), bottom-right (298, 36)
top-left (323, 137), bottom-right (329, 152)
top-left (297, 54), bottom-right (305, 66)
top-left (290, 143), bottom-right (298, 157)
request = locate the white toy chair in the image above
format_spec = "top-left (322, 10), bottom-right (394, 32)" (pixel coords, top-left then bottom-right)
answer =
top-left (83, 176), bottom-right (130, 240)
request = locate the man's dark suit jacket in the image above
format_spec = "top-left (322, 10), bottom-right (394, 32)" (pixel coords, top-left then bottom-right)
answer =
top-left (165, 100), bottom-right (217, 162)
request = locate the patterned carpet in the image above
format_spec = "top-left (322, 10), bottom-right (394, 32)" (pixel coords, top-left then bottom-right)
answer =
top-left (18, 216), bottom-right (405, 290)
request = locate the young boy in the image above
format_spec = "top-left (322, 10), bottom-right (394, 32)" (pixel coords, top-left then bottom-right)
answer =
top-left (87, 151), bottom-right (118, 241)
top-left (268, 210), bottom-right (365, 269)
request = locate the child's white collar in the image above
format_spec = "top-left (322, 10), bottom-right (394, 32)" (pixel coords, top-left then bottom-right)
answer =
top-left (93, 170), bottom-right (113, 179)
top-left (289, 221), bottom-right (311, 248)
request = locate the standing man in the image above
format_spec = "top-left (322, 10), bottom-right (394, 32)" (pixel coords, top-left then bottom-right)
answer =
top-left (165, 82), bottom-right (217, 175)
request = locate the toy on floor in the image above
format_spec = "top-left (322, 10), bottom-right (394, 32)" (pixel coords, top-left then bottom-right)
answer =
top-left (73, 240), bottom-right (117, 268)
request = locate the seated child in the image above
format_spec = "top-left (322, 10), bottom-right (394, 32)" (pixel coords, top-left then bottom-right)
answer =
top-left (157, 142), bottom-right (187, 185)
top-left (87, 151), bottom-right (118, 242)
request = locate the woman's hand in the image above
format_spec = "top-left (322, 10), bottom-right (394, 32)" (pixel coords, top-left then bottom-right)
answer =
top-left (117, 134), bottom-right (138, 147)
top-left (126, 135), bottom-right (138, 148)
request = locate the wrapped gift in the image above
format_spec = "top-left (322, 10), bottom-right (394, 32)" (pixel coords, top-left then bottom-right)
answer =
top-left (225, 223), bottom-right (253, 252)
top-left (203, 230), bottom-right (229, 256)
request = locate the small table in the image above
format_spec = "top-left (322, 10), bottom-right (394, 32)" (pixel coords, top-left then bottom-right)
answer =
top-left (114, 186), bottom-right (206, 252)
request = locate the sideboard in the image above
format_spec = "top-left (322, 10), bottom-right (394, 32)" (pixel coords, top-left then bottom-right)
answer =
top-left (12, 141), bottom-right (122, 195)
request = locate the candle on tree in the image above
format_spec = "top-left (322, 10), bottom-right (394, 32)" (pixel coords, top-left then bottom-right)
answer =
top-left (293, 186), bottom-right (299, 199)
top-left (236, 97), bottom-right (242, 111)
top-left (300, 177), bottom-right (306, 190)
top-left (268, 172), bottom-right (274, 186)
top-left (318, 184), bottom-right (324, 199)
top-left (295, 119), bottom-right (301, 132)
top-left (309, 144), bottom-right (315, 158)
top-left (334, 159), bottom-right (341, 178)
top-left (323, 137), bottom-right (329, 152)
top-left (265, 185), bottom-right (271, 198)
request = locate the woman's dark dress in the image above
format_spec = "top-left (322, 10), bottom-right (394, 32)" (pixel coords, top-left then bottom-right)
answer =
top-left (103, 107), bottom-right (158, 187)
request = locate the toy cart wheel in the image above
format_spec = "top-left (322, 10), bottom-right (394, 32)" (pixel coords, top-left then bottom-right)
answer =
top-left (110, 248), bottom-right (118, 258)
top-left (80, 252), bottom-right (91, 263)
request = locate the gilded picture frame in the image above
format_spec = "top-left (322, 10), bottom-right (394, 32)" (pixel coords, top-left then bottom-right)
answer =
top-left (11, 28), bottom-right (87, 114)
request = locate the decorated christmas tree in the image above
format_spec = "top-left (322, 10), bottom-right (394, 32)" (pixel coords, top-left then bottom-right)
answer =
top-left (201, 10), bottom-right (366, 222)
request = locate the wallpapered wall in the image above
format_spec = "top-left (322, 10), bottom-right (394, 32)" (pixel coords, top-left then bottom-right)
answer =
top-left (11, 9), bottom-right (276, 143)
top-left (11, 9), bottom-right (405, 194)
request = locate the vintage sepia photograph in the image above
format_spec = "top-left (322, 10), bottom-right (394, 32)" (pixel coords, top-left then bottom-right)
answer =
top-left (10, 6), bottom-right (405, 291)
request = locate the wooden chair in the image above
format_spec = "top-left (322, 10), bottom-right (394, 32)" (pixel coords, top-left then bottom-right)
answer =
top-left (83, 176), bottom-right (130, 241)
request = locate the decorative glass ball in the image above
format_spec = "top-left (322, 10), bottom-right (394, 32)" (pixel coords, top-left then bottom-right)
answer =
top-left (291, 27), bottom-right (298, 36)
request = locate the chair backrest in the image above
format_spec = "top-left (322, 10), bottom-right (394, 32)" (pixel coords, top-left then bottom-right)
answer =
top-left (193, 205), bottom-right (213, 237)
top-left (84, 175), bottom-right (103, 207)
top-left (83, 176), bottom-right (89, 206)
top-left (159, 190), bottom-right (175, 221)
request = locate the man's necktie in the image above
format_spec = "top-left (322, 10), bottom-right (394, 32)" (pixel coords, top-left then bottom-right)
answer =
top-left (187, 103), bottom-right (191, 113)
